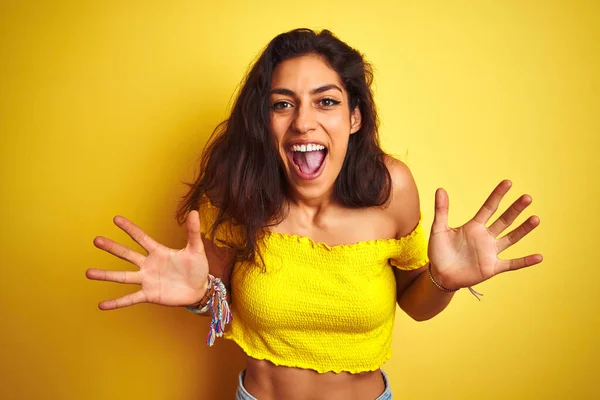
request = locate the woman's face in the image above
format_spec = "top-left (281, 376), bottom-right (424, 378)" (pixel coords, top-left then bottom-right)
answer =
top-left (269, 53), bottom-right (361, 203)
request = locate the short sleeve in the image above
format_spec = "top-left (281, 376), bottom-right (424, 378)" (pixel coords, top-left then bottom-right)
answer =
top-left (198, 196), bottom-right (244, 249)
top-left (389, 212), bottom-right (430, 271)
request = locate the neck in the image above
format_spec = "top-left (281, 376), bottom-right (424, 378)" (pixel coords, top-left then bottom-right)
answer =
top-left (286, 187), bottom-right (336, 218)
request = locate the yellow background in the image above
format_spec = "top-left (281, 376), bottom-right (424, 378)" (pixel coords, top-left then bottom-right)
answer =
top-left (1, 1), bottom-right (598, 399)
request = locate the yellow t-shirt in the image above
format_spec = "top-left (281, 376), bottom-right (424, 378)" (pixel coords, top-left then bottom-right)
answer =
top-left (198, 197), bottom-right (429, 374)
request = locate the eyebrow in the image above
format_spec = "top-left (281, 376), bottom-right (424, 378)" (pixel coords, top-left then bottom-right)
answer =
top-left (269, 84), bottom-right (343, 97)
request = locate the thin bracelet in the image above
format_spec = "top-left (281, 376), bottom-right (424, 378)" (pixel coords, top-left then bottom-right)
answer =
top-left (428, 263), bottom-right (484, 301)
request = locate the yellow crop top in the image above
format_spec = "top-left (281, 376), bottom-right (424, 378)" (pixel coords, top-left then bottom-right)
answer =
top-left (198, 197), bottom-right (429, 374)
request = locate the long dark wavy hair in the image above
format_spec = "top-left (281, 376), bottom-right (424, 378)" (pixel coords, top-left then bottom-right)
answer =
top-left (176, 28), bottom-right (391, 261)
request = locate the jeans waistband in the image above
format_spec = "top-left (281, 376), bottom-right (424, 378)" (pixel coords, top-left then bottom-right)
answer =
top-left (235, 368), bottom-right (392, 399)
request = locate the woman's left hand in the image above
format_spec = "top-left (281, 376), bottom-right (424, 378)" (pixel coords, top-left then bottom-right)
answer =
top-left (427, 179), bottom-right (543, 291)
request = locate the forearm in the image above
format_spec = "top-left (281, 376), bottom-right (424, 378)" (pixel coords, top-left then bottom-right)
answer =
top-left (398, 263), bottom-right (455, 321)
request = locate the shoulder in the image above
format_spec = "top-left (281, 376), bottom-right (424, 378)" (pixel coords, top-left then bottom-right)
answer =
top-left (383, 155), bottom-right (422, 238)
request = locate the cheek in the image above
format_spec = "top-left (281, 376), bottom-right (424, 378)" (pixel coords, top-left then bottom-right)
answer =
top-left (323, 111), bottom-right (350, 132)
top-left (269, 118), bottom-right (290, 167)
top-left (323, 114), bottom-right (351, 148)
top-left (270, 116), bottom-right (288, 144)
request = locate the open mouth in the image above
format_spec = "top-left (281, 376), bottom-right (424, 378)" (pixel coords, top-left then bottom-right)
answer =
top-left (286, 142), bottom-right (328, 180)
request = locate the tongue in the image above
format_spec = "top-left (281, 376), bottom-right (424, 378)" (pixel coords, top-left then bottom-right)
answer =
top-left (293, 150), bottom-right (326, 174)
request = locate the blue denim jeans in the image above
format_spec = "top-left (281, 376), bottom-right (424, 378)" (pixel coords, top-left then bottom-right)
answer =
top-left (236, 368), bottom-right (392, 400)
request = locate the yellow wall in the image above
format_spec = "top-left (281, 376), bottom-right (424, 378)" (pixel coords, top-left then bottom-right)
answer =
top-left (1, 1), bottom-right (598, 398)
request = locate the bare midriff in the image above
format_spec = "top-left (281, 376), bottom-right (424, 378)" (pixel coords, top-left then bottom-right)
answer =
top-left (243, 356), bottom-right (386, 400)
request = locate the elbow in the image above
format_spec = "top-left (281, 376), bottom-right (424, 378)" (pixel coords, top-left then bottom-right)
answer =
top-left (410, 313), bottom-right (434, 322)
top-left (399, 303), bottom-right (434, 322)
top-left (407, 311), bottom-right (434, 322)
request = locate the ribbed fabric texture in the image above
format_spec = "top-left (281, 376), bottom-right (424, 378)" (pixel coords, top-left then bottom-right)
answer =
top-left (198, 197), bottom-right (429, 374)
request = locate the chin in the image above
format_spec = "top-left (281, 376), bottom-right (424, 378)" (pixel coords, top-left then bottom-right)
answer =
top-left (290, 181), bottom-right (335, 201)
top-left (285, 166), bottom-right (340, 202)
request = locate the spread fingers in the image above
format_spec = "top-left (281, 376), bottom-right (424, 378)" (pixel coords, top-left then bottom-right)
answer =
top-left (93, 236), bottom-right (146, 267)
top-left (86, 268), bottom-right (142, 285)
top-left (97, 290), bottom-right (147, 310)
top-left (488, 194), bottom-right (533, 237)
top-left (496, 215), bottom-right (541, 252)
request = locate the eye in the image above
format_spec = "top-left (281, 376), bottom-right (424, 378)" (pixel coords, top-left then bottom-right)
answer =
top-left (318, 98), bottom-right (341, 108)
top-left (272, 101), bottom-right (293, 110)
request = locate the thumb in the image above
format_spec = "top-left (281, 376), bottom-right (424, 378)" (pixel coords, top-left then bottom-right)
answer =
top-left (186, 210), bottom-right (206, 255)
top-left (432, 188), bottom-right (449, 234)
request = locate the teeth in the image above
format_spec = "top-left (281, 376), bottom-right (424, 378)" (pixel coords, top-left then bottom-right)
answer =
top-left (291, 144), bottom-right (325, 152)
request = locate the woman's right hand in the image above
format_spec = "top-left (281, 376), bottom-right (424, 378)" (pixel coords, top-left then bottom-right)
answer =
top-left (86, 210), bottom-right (209, 310)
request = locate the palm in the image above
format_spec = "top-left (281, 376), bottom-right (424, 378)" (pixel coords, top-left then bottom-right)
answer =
top-left (428, 180), bottom-right (542, 291)
top-left (138, 247), bottom-right (208, 306)
top-left (86, 210), bottom-right (209, 310)
top-left (429, 221), bottom-right (500, 289)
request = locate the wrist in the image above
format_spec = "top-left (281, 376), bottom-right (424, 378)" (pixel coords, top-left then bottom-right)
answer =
top-left (428, 263), bottom-right (459, 292)
top-left (188, 276), bottom-right (213, 308)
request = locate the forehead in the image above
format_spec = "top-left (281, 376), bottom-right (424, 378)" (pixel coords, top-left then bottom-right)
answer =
top-left (271, 54), bottom-right (344, 93)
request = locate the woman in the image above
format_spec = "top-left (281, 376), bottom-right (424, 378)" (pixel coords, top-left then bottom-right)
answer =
top-left (86, 29), bottom-right (542, 400)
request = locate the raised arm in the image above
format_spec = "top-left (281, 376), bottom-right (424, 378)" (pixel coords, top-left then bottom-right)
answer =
top-left (195, 234), bottom-right (237, 312)
top-left (85, 209), bottom-right (234, 312)
top-left (384, 157), bottom-right (454, 321)
top-left (386, 158), bottom-right (542, 321)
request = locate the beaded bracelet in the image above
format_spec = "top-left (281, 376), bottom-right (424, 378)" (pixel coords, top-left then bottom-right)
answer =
top-left (428, 263), bottom-right (484, 301)
top-left (186, 274), bottom-right (232, 346)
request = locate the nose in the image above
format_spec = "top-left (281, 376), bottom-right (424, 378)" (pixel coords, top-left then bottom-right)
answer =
top-left (292, 102), bottom-right (318, 134)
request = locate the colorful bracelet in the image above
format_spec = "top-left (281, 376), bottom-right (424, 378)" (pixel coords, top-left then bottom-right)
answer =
top-left (187, 278), bottom-right (215, 310)
top-left (428, 263), bottom-right (484, 301)
top-left (186, 274), bottom-right (232, 346)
